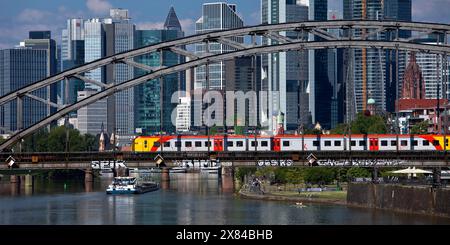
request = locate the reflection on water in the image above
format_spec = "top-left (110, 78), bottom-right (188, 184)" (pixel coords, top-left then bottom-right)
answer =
top-left (0, 173), bottom-right (449, 225)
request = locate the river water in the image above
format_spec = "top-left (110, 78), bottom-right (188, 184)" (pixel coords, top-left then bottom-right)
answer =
top-left (0, 173), bottom-right (449, 225)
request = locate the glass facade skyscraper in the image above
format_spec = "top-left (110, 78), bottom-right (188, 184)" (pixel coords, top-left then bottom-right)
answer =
top-left (308, 0), bottom-right (331, 129)
top-left (61, 19), bottom-right (85, 106)
top-left (261, 0), bottom-right (309, 132)
top-left (343, 0), bottom-right (411, 119)
top-left (0, 48), bottom-right (48, 132)
top-left (106, 9), bottom-right (136, 136)
top-left (195, 2), bottom-right (244, 90)
top-left (134, 7), bottom-right (184, 134)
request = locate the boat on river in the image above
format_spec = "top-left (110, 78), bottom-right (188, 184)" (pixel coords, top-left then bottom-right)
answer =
top-left (106, 177), bottom-right (159, 194)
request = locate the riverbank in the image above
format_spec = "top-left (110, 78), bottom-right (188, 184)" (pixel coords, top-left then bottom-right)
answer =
top-left (238, 189), bottom-right (348, 206)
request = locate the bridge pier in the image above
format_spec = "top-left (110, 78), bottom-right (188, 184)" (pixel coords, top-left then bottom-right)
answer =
top-left (24, 174), bottom-right (34, 187)
top-left (10, 175), bottom-right (20, 184)
top-left (161, 168), bottom-right (170, 182)
top-left (221, 166), bottom-right (234, 177)
top-left (84, 169), bottom-right (94, 183)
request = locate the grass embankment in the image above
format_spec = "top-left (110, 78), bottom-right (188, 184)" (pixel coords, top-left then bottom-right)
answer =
top-left (239, 183), bottom-right (348, 205)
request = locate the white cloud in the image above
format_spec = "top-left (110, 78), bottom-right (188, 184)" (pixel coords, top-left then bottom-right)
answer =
top-left (179, 19), bottom-right (194, 34)
top-left (86, 0), bottom-right (112, 15)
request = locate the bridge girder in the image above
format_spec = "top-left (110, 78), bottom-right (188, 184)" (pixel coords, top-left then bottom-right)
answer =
top-left (1, 20), bottom-right (450, 150)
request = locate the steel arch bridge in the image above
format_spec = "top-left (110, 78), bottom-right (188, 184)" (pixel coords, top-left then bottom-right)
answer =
top-left (1, 20), bottom-right (450, 151)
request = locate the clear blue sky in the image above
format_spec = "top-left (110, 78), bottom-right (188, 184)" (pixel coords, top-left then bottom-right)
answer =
top-left (0, 0), bottom-right (448, 49)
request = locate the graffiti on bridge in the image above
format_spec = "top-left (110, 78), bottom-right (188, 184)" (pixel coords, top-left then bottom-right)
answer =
top-left (91, 160), bottom-right (127, 170)
top-left (317, 159), bottom-right (405, 166)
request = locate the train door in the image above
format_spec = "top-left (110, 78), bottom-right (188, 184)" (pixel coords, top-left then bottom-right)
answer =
top-left (273, 138), bottom-right (281, 151)
top-left (214, 139), bottom-right (224, 152)
top-left (369, 138), bottom-right (379, 151)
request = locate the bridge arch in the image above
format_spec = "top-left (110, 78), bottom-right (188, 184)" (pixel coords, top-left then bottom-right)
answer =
top-left (1, 20), bottom-right (450, 150)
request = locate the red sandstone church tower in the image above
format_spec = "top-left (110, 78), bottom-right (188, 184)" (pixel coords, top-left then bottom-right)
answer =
top-left (401, 52), bottom-right (425, 100)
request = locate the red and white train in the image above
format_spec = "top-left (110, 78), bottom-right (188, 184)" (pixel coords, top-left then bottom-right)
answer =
top-left (133, 134), bottom-right (450, 152)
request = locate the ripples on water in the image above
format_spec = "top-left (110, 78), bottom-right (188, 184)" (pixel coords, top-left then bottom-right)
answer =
top-left (0, 173), bottom-right (449, 225)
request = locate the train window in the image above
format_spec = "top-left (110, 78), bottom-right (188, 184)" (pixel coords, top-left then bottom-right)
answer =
top-left (381, 141), bottom-right (388, 146)
top-left (401, 140), bottom-right (408, 146)
top-left (413, 140), bottom-right (418, 146)
top-left (154, 142), bottom-right (160, 147)
top-left (175, 142), bottom-right (181, 147)
top-left (205, 141), bottom-right (211, 147)
top-left (164, 142), bottom-right (171, 147)
top-left (144, 140), bottom-right (148, 147)
top-left (351, 141), bottom-right (356, 146)
top-left (283, 141), bottom-right (290, 147)
top-left (313, 141), bottom-right (319, 147)
top-left (227, 141), bottom-right (234, 147)
top-left (251, 141), bottom-right (258, 147)
top-left (195, 141), bottom-right (202, 147)
top-left (359, 141), bottom-right (366, 146)
top-left (325, 141), bottom-right (331, 146)
top-left (423, 140), bottom-right (430, 146)
top-left (185, 141), bottom-right (192, 147)
top-left (391, 140), bottom-right (397, 146)
top-left (334, 141), bottom-right (341, 146)
top-left (433, 140), bottom-right (440, 146)
top-left (261, 141), bottom-right (268, 147)
top-left (237, 141), bottom-right (244, 147)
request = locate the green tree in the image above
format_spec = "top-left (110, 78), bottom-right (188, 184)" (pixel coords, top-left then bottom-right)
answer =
top-left (410, 120), bottom-right (429, 134)
top-left (330, 123), bottom-right (348, 134)
top-left (303, 167), bottom-right (336, 185)
top-left (351, 112), bottom-right (387, 134)
top-left (346, 167), bottom-right (371, 180)
top-left (20, 126), bottom-right (98, 152)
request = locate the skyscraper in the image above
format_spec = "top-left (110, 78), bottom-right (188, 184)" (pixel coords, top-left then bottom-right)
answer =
top-left (134, 7), bottom-right (184, 134)
top-left (0, 48), bottom-right (48, 132)
top-left (105, 9), bottom-right (135, 136)
top-left (194, 3), bottom-right (244, 90)
top-left (343, 0), bottom-right (411, 119)
top-left (308, 0), bottom-right (331, 129)
top-left (261, 0), bottom-right (309, 132)
top-left (61, 19), bottom-right (85, 105)
top-left (81, 18), bottom-right (108, 135)
top-left (22, 31), bottom-right (58, 125)
top-left (81, 10), bottom-right (136, 136)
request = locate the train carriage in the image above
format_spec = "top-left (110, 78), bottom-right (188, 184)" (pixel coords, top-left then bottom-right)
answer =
top-left (133, 134), bottom-right (450, 153)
